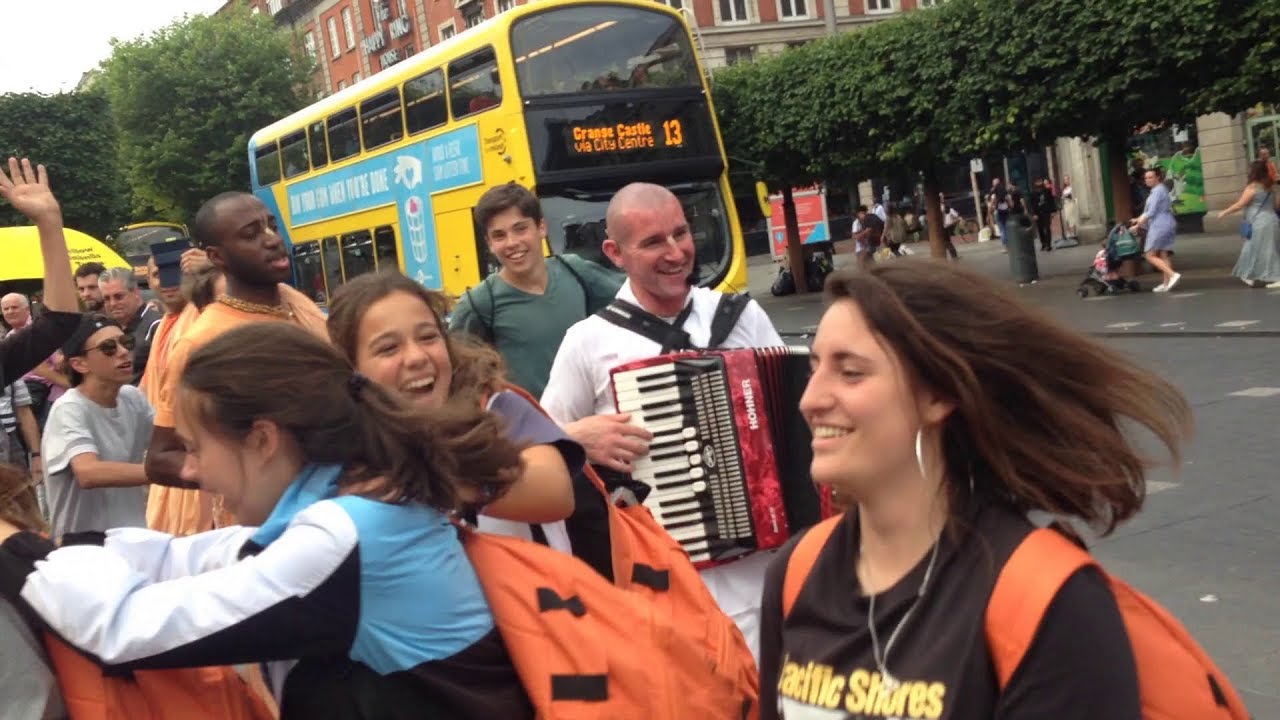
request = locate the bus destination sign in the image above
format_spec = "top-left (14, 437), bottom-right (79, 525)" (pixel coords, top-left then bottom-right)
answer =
top-left (570, 119), bottom-right (685, 155)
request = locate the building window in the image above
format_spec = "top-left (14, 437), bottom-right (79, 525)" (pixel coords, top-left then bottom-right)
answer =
top-left (398, 0), bottom-right (410, 16)
top-left (718, 0), bottom-right (749, 23)
top-left (463, 5), bottom-right (484, 27)
top-left (779, 0), bottom-right (807, 17)
top-left (866, 0), bottom-right (894, 12)
top-left (353, 72), bottom-right (362, 84)
top-left (341, 8), bottom-right (356, 50)
top-left (439, 20), bottom-right (456, 41)
top-left (918, 0), bottom-right (939, 5)
top-left (337, 79), bottom-right (347, 91)
top-left (660, 0), bottom-right (683, 9)
top-left (327, 17), bottom-right (342, 59)
top-left (497, 0), bottom-right (516, 12)
top-left (725, 46), bottom-right (753, 65)
top-left (303, 31), bottom-right (317, 60)
top-left (266, 0), bottom-right (283, 14)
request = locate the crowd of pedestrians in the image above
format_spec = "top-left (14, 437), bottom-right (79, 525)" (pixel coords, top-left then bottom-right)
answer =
top-left (0, 155), bottom-right (1249, 719)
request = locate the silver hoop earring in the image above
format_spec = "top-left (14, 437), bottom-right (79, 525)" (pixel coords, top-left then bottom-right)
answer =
top-left (914, 428), bottom-right (926, 481)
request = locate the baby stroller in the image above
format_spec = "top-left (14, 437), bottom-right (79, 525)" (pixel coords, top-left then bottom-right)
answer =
top-left (1077, 224), bottom-right (1143, 298)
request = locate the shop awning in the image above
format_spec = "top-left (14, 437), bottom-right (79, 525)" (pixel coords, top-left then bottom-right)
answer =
top-left (0, 226), bottom-right (129, 282)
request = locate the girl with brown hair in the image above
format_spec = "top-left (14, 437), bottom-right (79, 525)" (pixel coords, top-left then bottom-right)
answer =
top-left (1219, 160), bottom-right (1280, 288)
top-left (0, 323), bottom-right (536, 718)
top-left (761, 263), bottom-right (1195, 719)
top-left (327, 270), bottom-right (579, 550)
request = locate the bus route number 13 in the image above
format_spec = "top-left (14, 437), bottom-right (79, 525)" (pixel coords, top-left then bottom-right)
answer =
top-left (662, 119), bottom-right (684, 148)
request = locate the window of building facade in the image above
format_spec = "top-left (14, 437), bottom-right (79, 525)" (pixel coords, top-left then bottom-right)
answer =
top-left (497, 0), bottom-right (516, 12)
top-left (398, 0), bottom-right (410, 16)
top-left (660, 0), bottom-right (684, 9)
top-left (779, 0), bottom-right (808, 18)
top-left (327, 17), bottom-right (342, 59)
top-left (918, 0), bottom-right (940, 6)
top-left (718, 0), bottom-right (749, 23)
top-left (724, 46), bottom-right (754, 65)
top-left (341, 8), bottom-right (356, 50)
top-left (267, 0), bottom-right (283, 14)
top-left (303, 31), bottom-right (317, 60)
top-left (464, 5), bottom-right (484, 27)
top-left (439, 21), bottom-right (456, 41)
top-left (353, 71), bottom-right (362, 83)
top-left (866, 0), bottom-right (894, 12)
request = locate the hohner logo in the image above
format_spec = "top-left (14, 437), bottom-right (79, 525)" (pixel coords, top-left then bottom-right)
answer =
top-left (741, 379), bottom-right (760, 431)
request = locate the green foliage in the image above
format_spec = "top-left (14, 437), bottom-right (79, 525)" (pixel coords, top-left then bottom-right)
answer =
top-left (0, 90), bottom-right (130, 240)
top-left (101, 4), bottom-right (315, 224)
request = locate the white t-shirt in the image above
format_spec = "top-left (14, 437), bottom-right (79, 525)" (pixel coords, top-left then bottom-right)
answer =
top-left (541, 280), bottom-right (785, 660)
top-left (42, 386), bottom-right (153, 536)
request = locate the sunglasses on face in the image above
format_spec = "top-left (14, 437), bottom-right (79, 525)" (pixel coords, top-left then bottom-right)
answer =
top-left (86, 334), bottom-right (136, 356)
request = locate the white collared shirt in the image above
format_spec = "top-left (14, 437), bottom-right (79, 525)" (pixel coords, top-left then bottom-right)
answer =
top-left (539, 279), bottom-right (784, 661)
top-left (540, 279), bottom-right (784, 423)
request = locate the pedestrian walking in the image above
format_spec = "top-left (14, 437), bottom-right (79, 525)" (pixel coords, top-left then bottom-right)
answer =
top-left (1218, 160), bottom-right (1280, 288)
top-left (1031, 178), bottom-right (1057, 251)
top-left (1130, 167), bottom-right (1181, 292)
top-left (1060, 174), bottom-right (1080, 240)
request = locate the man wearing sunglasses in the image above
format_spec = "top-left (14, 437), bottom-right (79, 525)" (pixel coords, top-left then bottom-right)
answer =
top-left (41, 314), bottom-right (154, 536)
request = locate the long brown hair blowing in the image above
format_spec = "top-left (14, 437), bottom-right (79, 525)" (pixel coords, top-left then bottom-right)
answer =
top-left (825, 263), bottom-right (1193, 535)
top-left (180, 323), bottom-right (523, 512)
top-left (327, 270), bottom-right (506, 409)
top-left (1247, 160), bottom-right (1274, 189)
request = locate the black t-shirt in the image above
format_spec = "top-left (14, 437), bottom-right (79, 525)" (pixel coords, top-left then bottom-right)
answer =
top-left (858, 214), bottom-right (885, 244)
top-left (759, 503), bottom-right (1140, 720)
top-left (1031, 188), bottom-right (1056, 215)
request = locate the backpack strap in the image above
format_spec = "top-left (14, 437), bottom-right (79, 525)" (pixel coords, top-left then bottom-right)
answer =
top-left (781, 515), bottom-right (843, 618)
top-left (463, 278), bottom-right (496, 343)
top-left (707, 293), bottom-right (750, 349)
top-left (985, 527), bottom-right (1096, 689)
top-left (595, 299), bottom-right (695, 353)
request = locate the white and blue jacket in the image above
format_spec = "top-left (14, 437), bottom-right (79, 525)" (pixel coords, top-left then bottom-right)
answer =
top-left (0, 463), bottom-right (533, 719)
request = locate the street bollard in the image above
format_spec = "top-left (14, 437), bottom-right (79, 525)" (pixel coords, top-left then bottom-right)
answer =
top-left (1006, 213), bottom-right (1039, 284)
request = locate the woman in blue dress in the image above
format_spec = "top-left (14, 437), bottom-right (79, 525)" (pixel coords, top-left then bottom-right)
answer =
top-left (1218, 161), bottom-right (1280, 288)
top-left (1130, 167), bottom-right (1181, 292)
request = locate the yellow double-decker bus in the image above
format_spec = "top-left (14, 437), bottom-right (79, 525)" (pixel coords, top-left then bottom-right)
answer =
top-left (248, 0), bottom-right (748, 306)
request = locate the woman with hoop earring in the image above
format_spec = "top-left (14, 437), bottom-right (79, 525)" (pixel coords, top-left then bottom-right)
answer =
top-left (758, 262), bottom-right (1194, 718)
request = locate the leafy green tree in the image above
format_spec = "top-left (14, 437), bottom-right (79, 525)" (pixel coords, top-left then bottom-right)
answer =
top-left (101, 4), bottom-right (315, 223)
top-left (0, 90), bottom-right (130, 241)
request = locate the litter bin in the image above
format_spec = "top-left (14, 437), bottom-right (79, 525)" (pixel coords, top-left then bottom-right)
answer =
top-left (1006, 213), bottom-right (1039, 284)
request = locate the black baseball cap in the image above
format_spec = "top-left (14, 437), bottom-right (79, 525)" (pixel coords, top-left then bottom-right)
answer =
top-left (61, 314), bottom-right (119, 357)
top-left (151, 238), bottom-right (193, 288)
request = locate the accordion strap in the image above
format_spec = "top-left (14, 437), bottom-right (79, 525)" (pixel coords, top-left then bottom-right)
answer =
top-left (595, 293), bottom-right (749, 352)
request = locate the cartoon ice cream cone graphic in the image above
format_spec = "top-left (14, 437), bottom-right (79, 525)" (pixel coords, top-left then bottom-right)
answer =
top-left (405, 195), bottom-right (428, 264)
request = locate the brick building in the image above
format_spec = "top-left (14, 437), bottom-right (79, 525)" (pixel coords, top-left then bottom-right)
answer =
top-left (225, 0), bottom-right (940, 96)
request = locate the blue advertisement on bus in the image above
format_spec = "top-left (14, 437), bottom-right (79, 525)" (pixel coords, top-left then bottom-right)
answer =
top-left (254, 124), bottom-right (483, 290)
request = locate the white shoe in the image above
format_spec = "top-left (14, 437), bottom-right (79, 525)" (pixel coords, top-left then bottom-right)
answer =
top-left (1267, 280), bottom-right (1280, 289)
top-left (1165, 273), bottom-right (1182, 291)
top-left (1152, 283), bottom-right (1169, 293)
top-left (1243, 277), bottom-right (1258, 287)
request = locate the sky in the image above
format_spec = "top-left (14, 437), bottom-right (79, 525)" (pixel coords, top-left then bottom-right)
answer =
top-left (2, 0), bottom-right (227, 94)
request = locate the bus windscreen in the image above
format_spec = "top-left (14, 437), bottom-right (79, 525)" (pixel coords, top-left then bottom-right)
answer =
top-left (526, 97), bottom-right (721, 174)
top-left (511, 5), bottom-right (701, 96)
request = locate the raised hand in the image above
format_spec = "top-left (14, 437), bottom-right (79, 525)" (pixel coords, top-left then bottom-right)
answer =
top-left (0, 158), bottom-right (62, 225)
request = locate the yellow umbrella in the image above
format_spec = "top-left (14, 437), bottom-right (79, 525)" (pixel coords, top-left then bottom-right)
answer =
top-left (0, 226), bottom-right (130, 282)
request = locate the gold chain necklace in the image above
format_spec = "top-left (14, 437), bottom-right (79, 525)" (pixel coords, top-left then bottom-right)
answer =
top-left (217, 293), bottom-right (294, 319)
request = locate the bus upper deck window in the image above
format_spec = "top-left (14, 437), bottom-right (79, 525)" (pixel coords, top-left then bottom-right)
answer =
top-left (254, 142), bottom-right (282, 186)
top-left (361, 89), bottom-right (405, 150)
top-left (449, 47), bottom-right (501, 120)
top-left (280, 130), bottom-right (309, 178)
top-left (373, 226), bottom-right (399, 269)
top-left (327, 108), bottom-right (360, 163)
top-left (511, 6), bottom-right (700, 97)
top-left (308, 121), bottom-right (329, 170)
top-left (404, 69), bottom-right (447, 134)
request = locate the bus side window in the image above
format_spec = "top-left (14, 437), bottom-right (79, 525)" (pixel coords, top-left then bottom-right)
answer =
top-left (361, 89), bottom-right (405, 150)
top-left (255, 142), bottom-right (282, 186)
top-left (341, 230), bottom-right (376, 280)
top-left (373, 225), bottom-right (399, 270)
top-left (404, 69), bottom-right (447, 134)
top-left (293, 242), bottom-right (325, 304)
top-left (327, 108), bottom-right (360, 163)
top-left (308, 121), bottom-right (329, 170)
top-left (280, 130), bottom-right (309, 178)
top-left (449, 47), bottom-right (501, 120)
top-left (321, 236), bottom-right (344, 296)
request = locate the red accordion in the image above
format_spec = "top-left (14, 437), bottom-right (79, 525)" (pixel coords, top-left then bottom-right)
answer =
top-left (610, 347), bottom-right (833, 569)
